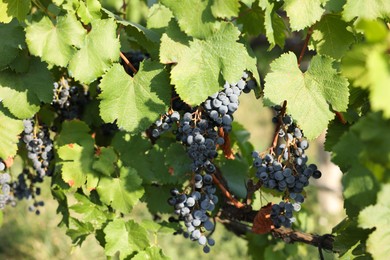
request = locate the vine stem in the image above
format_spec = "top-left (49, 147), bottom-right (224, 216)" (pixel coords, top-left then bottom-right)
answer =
top-left (121, 0), bottom-right (128, 19)
top-left (31, 0), bottom-right (56, 19)
top-left (212, 174), bottom-right (246, 209)
top-left (335, 111), bottom-right (347, 124)
top-left (120, 52), bottom-right (138, 74)
top-left (269, 100), bottom-right (287, 152)
top-left (298, 27), bottom-right (313, 68)
top-left (219, 204), bottom-right (335, 252)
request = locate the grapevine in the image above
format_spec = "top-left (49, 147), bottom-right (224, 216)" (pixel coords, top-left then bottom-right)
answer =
top-left (0, 0), bottom-right (389, 259)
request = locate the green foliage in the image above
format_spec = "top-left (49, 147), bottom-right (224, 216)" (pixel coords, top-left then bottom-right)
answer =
top-left (264, 52), bottom-right (349, 139)
top-left (99, 61), bottom-right (170, 133)
top-left (0, 0), bottom-right (389, 259)
top-left (359, 184), bottom-right (390, 259)
top-left (25, 14), bottom-right (86, 67)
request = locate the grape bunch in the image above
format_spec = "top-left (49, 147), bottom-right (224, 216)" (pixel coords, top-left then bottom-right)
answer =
top-left (22, 119), bottom-right (54, 177)
top-left (0, 165), bottom-right (15, 209)
top-left (12, 169), bottom-right (45, 215)
top-left (168, 173), bottom-right (217, 253)
top-left (269, 201), bottom-right (301, 228)
top-left (0, 165), bottom-right (44, 214)
top-left (201, 72), bottom-right (256, 132)
top-left (158, 72), bottom-right (256, 252)
top-left (176, 112), bottom-right (222, 173)
top-left (252, 106), bottom-right (322, 228)
top-left (151, 110), bottom-right (181, 138)
top-left (52, 78), bottom-right (89, 120)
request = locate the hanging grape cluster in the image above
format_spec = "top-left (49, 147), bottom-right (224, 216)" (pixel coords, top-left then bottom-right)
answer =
top-left (0, 162), bottom-right (14, 210)
top-left (52, 78), bottom-right (89, 120)
top-left (252, 105), bottom-right (322, 228)
top-left (149, 72), bottom-right (257, 252)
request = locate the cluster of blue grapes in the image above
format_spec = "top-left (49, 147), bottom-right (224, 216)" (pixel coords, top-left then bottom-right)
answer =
top-left (0, 162), bottom-right (15, 210)
top-left (52, 78), bottom-right (89, 120)
top-left (202, 72), bottom-right (256, 132)
top-left (152, 111), bottom-right (181, 138)
top-left (253, 106), bottom-right (322, 228)
top-left (0, 164), bottom-right (44, 214)
top-left (270, 201), bottom-right (301, 228)
top-left (22, 119), bottom-right (54, 177)
top-left (176, 112), bottom-right (221, 173)
top-left (168, 174), bottom-right (217, 253)
top-left (161, 73), bottom-right (256, 252)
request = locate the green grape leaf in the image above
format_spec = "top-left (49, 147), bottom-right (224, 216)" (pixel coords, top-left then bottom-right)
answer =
top-left (366, 49), bottom-right (390, 118)
top-left (359, 184), bottom-right (390, 259)
top-left (104, 219), bottom-right (149, 259)
top-left (112, 133), bottom-right (170, 183)
top-left (247, 233), bottom-right (268, 260)
top-left (8, 49), bottom-right (30, 73)
top-left (25, 14), bottom-right (86, 67)
top-left (68, 19), bottom-right (120, 83)
top-left (0, 1), bottom-right (12, 23)
top-left (164, 143), bottom-right (191, 184)
top-left (0, 19), bottom-right (26, 69)
top-left (77, 0), bottom-right (101, 24)
top-left (341, 45), bottom-right (371, 88)
top-left (92, 147), bottom-right (117, 176)
top-left (133, 246), bottom-right (170, 260)
top-left (102, 8), bottom-right (159, 57)
top-left (229, 121), bottom-right (255, 166)
top-left (283, 0), bottom-right (325, 31)
top-left (353, 112), bottom-right (390, 165)
top-left (161, 0), bottom-right (218, 39)
top-left (237, 3), bottom-right (265, 36)
top-left (342, 165), bottom-right (379, 217)
top-left (142, 184), bottom-right (177, 214)
top-left (332, 112), bottom-right (390, 176)
top-left (56, 120), bottom-right (94, 146)
top-left (146, 3), bottom-right (173, 35)
top-left (66, 217), bottom-right (94, 246)
top-left (332, 130), bottom-right (364, 172)
top-left (356, 19), bottom-right (388, 44)
top-left (263, 53), bottom-right (349, 139)
top-left (70, 193), bottom-right (111, 230)
top-left (324, 119), bottom-right (350, 152)
top-left (98, 61), bottom-right (170, 133)
top-left (333, 217), bottom-right (372, 257)
top-left (264, 2), bottom-right (286, 49)
top-left (159, 20), bottom-right (191, 64)
top-left (309, 14), bottom-right (354, 60)
top-left (112, 133), bottom-right (154, 182)
top-left (57, 143), bottom-right (94, 188)
top-left (96, 167), bottom-right (144, 214)
top-left (325, 0), bottom-right (346, 13)
top-left (170, 22), bottom-right (258, 105)
top-left (51, 182), bottom-right (70, 227)
top-left (211, 0), bottom-right (240, 19)
top-left (140, 219), bottom-right (177, 234)
top-left (220, 158), bottom-right (249, 199)
top-left (0, 110), bottom-right (23, 159)
top-left (0, 0), bottom-right (31, 22)
top-left (56, 121), bottom-right (95, 188)
top-left (0, 58), bottom-right (53, 119)
top-left (342, 0), bottom-right (390, 21)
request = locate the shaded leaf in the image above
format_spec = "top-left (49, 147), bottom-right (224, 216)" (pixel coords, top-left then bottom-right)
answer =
top-left (97, 167), bottom-right (144, 213)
